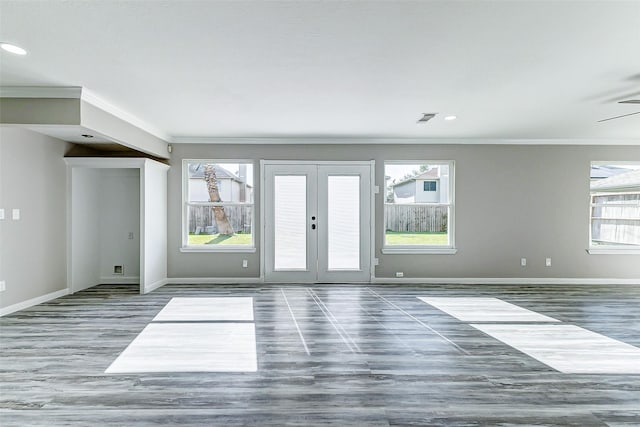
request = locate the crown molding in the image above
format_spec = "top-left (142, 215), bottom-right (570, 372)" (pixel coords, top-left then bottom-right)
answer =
top-left (171, 136), bottom-right (640, 145)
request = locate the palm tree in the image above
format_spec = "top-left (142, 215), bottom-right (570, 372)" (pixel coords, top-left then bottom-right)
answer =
top-left (203, 164), bottom-right (234, 235)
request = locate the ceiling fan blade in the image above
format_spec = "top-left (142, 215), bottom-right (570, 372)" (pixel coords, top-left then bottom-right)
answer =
top-left (618, 100), bottom-right (640, 104)
top-left (597, 111), bottom-right (640, 122)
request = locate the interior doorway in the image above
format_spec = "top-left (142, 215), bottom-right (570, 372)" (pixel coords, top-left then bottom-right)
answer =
top-left (66, 158), bottom-right (169, 294)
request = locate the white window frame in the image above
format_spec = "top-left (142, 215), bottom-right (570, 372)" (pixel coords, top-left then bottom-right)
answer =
top-left (181, 159), bottom-right (256, 253)
top-left (587, 161), bottom-right (640, 255)
top-left (382, 160), bottom-right (457, 254)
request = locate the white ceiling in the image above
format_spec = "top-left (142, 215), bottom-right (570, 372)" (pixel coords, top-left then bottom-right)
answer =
top-left (1, 0), bottom-right (639, 142)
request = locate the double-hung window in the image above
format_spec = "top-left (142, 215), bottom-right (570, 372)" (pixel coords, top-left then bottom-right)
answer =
top-left (382, 161), bottom-right (456, 254)
top-left (588, 162), bottom-right (640, 254)
top-left (182, 160), bottom-right (255, 252)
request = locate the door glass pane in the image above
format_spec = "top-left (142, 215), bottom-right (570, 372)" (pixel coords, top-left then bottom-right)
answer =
top-left (327, 176), bottom-right (360, 270)
top-left (274, 175), bottom-right (307, 270)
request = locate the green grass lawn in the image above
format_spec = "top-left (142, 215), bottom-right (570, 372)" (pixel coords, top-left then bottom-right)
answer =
top-left (189, 233), bottom-right (253, 245)
top-left (385, 231), bottom-right (448, 245)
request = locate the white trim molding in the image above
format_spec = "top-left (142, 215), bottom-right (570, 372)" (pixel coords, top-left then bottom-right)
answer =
top-left (587, 248), bottom-right (640, 255)
top-left (171, 136), bottom-right (640, 146)
top-left (165, 277), bottom-right (261, 285)
top-left (99, 276), bottom-right (140, 284)
top-left (0, 288), bottom-right (69, 317)
top-left (381, 248), bottom-right (458, 255)
top-left (180, 247), bottom-right (257, 253)
top-left (372, 277), bottom-right (640, 285)
top-left (144, 278), bottom-right (169, 294)
top-left (140, 277), bottom-right (640, 286)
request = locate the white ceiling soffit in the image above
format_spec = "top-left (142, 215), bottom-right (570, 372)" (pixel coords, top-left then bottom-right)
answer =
top-left (0, 86), bottom-right (170, 142)
top-left (0, 86), bottom-right (171, 158)
top-left (0, 0), bottom-right (639, 144)
top-left (25, 125), bottom-right (112, 144)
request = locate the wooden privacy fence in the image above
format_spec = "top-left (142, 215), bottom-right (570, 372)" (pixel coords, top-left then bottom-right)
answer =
top-left (189, 205), bottom-right (253, 234)
top-left (385, 204), bottom-right (449, 232)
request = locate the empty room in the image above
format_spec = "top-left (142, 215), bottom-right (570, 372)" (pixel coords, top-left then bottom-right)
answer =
top-left (1, 0), bottom-right (639, 426)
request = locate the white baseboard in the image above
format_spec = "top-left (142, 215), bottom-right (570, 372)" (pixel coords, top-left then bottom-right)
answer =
top-left (372, 277), bottom-right (640, 285)
top-left (144, 278), bottom-right (169, 294)
top-left (165, 277), bottom-right (261, 285)
top-left (99, 276), bottom-right (140, 284)
top-left (0, 288), bottom-right (69, 317)
top-left (164, 277), bottom-right (639, 286)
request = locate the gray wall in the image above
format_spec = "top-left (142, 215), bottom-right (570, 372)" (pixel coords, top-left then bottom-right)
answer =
top-left (70, 167), bottom-right (101, 292)
top-left (1, 131), bottom-right (638, 312)
top-left (0, 127), bottom-right (70, 309)
top-left (168, 143), bottom-right (640, 280)
top-left (70, 168), bottom-right (141, 292)
top-left (99, 169), bottom-right (140, 282)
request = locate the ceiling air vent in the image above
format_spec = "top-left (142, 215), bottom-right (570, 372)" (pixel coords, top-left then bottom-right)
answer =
top-left (417, 113), bottom-right (437, 124)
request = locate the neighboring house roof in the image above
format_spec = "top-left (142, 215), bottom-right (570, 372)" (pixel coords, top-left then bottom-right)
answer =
top-left (391, 168), bottom-right (440, 188)
top-left (413, 169), bottom-right (440, 180)
top-left (189, 164), bottom-right (252, 187)
top-left (590, 169), bottom-right (640, 192)
top-left (590, 165), bottom-right (629, 179)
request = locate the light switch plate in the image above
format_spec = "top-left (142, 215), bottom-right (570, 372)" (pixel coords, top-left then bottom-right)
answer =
top-left (12, 209), bottom-right (20, 220)
top-left (0, 281), bottom-right (6, 292)
top-left (0, 209), bottom-right (4, 220)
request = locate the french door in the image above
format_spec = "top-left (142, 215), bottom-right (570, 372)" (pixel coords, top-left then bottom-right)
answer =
top-left (263, 162), bottom-right (372, 283)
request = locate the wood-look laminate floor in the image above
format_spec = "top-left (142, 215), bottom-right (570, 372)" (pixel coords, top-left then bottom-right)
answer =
top-left (1, 283), bottom-right (640, 426)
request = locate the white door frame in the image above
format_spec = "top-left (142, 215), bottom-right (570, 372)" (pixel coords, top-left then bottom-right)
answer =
top-left (260, 160), bottom-right (376, 283)
top-left (65, 157), bottom-right (169, 295)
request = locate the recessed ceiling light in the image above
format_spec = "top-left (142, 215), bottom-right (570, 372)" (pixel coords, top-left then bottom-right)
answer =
top-left (0, 43), bottom-right (27, 55)
top-left (444, 115), bottom-right (457, 121)
top-left (81, 134), bottom-right (94, 138)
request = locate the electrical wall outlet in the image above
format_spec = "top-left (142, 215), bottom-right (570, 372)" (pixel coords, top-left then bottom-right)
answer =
top-left (242, 259), bottom-right (248, 268)
top-left (0, 209), bottom-right (4, 220)
top-left (395, 272), bottom-right (404, 278)
top-left (0, 281), bottom-right (6, 292)
top-left (521, 258), bottom-right (527, 267)
top-left (545, 258), bottom-right (552, 267)
top-left (128, 232), bottom-right (134, 240)
top-left (12, 209), bottom-right (20, 220)
top-left (113, 265), bottom-right (124, 275)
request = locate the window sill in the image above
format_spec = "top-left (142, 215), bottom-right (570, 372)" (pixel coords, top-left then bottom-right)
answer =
top-left (587, 247), bottom-right (640, 255)
top-left (381, 247), bottom-right (458, 255)
top-left (180, 246), bottom-right (257, 253)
